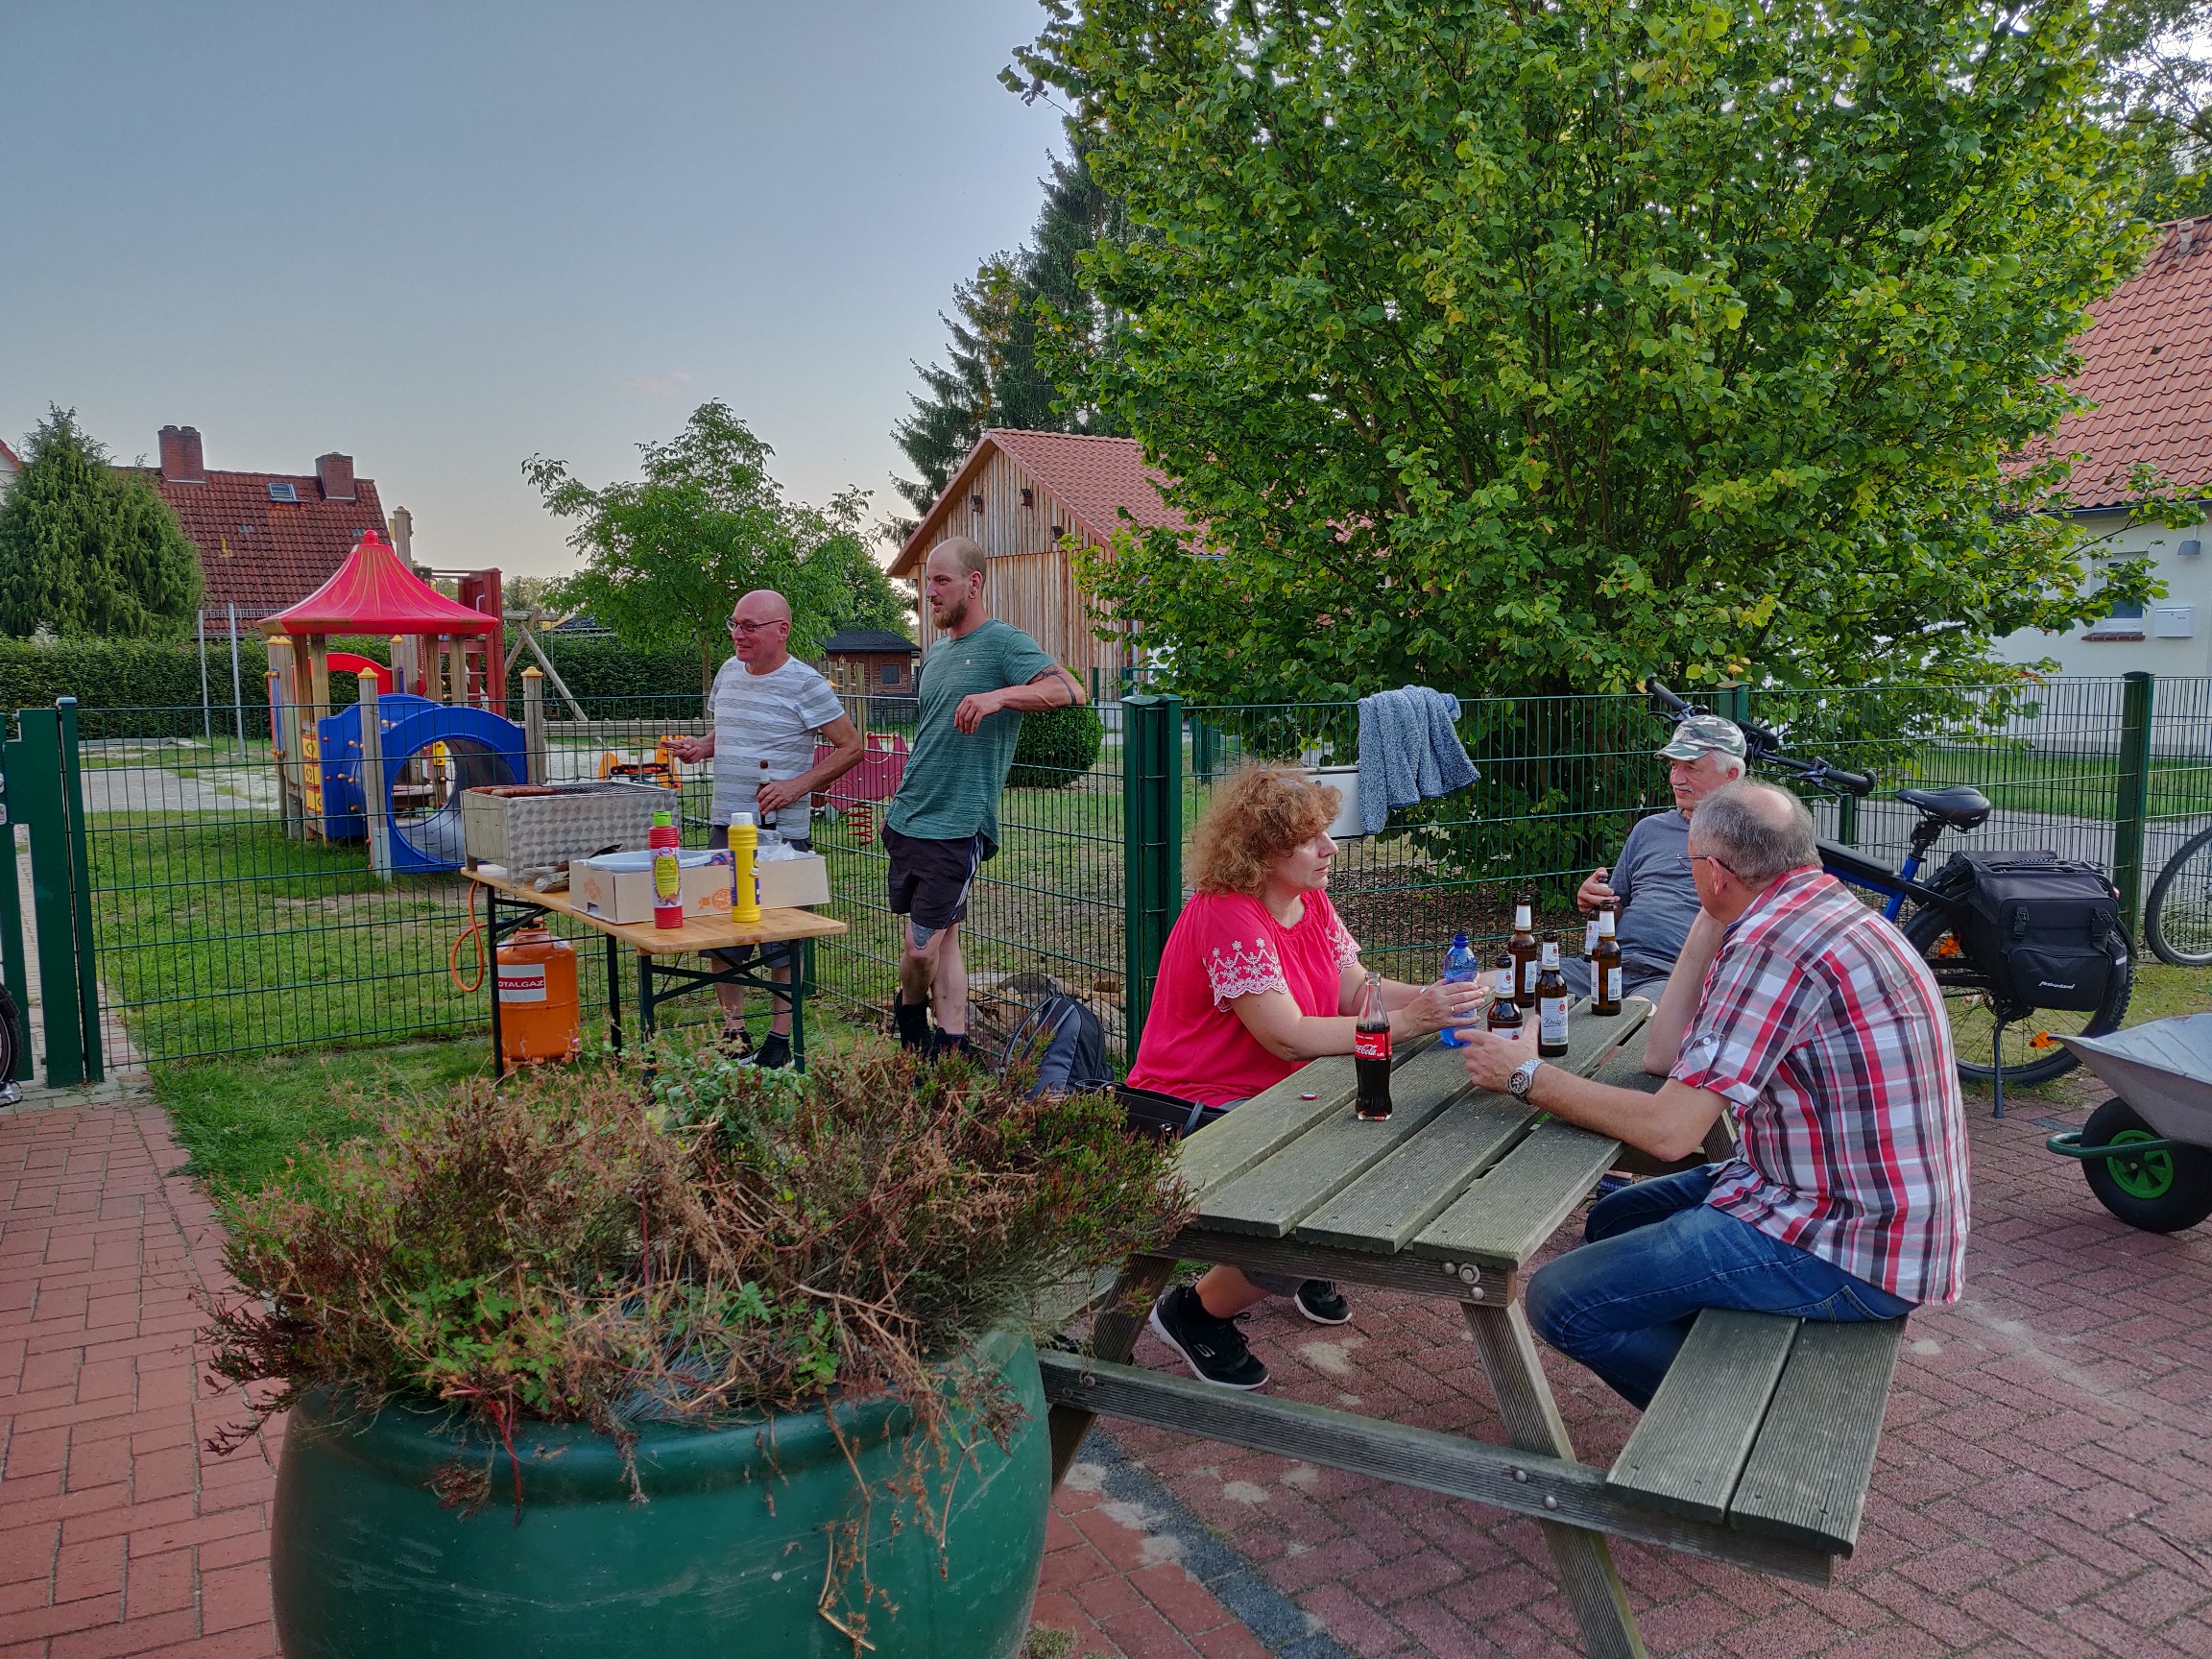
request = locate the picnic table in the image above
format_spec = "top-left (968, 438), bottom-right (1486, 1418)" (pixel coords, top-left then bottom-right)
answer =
top-left (463, 869), bottom-right (847, 1077)
top-left (1045, 998), bottom-right (1905, 1659)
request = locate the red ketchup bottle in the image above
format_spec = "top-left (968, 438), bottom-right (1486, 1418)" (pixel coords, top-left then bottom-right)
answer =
top-left (649, 810), bottom-right (683, 930)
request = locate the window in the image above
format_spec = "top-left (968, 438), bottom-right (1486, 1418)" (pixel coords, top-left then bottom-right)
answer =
top-left (880, 662), bottom-right (901, 685)
top-left (266, 481), bottom-right (298, 503)
top-left (2106, 599), bottom-right (2145, 619)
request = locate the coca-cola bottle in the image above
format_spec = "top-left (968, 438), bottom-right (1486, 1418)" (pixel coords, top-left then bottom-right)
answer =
top-left (1354, 972), bottom-right (1392, 1121)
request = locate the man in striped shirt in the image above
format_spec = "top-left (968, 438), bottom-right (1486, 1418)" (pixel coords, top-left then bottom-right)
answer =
top-left (1457, 781), bottom-right (1969, 1407)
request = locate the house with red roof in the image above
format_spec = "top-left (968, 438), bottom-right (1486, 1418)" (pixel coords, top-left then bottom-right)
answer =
top-left (2002, 218), bottom-right (2212, 677)
top-left (889, 430), bottom-right (1190, 694)
top-left (136, 425), bottom-right (391, 627)
top-left (0, 437), bottom-right (21, 500)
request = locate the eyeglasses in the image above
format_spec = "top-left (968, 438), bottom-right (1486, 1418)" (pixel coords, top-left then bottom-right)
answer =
top-left (1679, 852), bottom-right (1741, 880)
top-left (728, 618), bottom-right (784, 636)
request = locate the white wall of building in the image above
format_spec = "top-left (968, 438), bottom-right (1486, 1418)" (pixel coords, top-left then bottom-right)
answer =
top-left (1995, 506), bottom-right (2212, 680)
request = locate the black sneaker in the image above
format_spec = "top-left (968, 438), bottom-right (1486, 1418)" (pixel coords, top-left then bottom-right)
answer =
top-left (893, 992), bottom-right (930, 1051)
top-left (928, 1030), bottom-right (974, 1063)
top-left (1147, 1286), bottom-right (1269, 1389)
top-left (1293, 1280), bottom-right (1351, 1326)
top-left (743, 1033), bottom-right (791, 1070)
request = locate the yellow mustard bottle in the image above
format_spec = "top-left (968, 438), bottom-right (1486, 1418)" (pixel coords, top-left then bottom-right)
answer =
top-left (730, 812), bottom-right (761, 926)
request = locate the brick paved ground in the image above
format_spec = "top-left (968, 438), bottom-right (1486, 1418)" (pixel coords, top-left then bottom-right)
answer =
top-left (1110, 1096), bottom-right (2212, 1658)
top-left (0, 1097), bottom-right (1261, 1659)
top-left (8, 1086), bottom-right (2212, 1658)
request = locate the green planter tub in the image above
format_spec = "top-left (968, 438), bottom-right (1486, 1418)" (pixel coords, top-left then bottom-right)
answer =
top-left (271, 1330), bottom-right (1047, 1658)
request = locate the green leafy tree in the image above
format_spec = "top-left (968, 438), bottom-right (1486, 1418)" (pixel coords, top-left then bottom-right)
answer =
top-left (1020, 0), bottom-right (2162, 702)
top-left (2100, 0), bottom-right (2212, 219)
top-left (0, 408), bottom-right (203, 639)
top-left (890, 139), bottom-right (1129, 530)
top-left (525, 403), bottom-right (894, 695)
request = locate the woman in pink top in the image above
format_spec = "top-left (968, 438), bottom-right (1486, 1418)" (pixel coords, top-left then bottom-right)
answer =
top-left (1131, 766), bottom-right (1482, 1389)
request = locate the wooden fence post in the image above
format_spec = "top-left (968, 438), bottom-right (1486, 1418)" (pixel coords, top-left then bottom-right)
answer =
top-left (522, 667), bottom-right (548, 784)
top-left (360, 676), bottom-right (391, 881)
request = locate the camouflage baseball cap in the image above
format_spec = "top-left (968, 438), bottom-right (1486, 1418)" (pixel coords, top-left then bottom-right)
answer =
top-left (1656, 713), bottom-right (1747, 761)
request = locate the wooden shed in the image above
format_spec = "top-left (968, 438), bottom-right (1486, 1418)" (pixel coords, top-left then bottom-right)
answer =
top-left (889, 431), bottom-right (1187, 695)
top-left (821, 628), bottom-right (921, 697)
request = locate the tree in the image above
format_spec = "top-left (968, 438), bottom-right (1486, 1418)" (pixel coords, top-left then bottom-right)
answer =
top-left (889, 139), bottom-right (1129, 531)
top-left (525, 403), bottom-right (897, 696)
top-left (1018, 0), bottom-right (2162, 702)
top-left (2099, 0), bottom-right (2212, 219)
top-left (0, 408), bottom-right (203, 640)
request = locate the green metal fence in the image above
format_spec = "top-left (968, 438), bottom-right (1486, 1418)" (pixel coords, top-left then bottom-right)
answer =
top-left (23, 672), bottom-right (2212, 1080)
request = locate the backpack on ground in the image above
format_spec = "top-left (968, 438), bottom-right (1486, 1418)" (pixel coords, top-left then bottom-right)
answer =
top-left (1929, 850), bottom-right (2128, 1013)
top-left (1000, 991), bottom-right (1113, 1097)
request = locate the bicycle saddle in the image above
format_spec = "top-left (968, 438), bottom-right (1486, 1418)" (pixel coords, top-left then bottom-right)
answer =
top-left (1896, 785), bottom-right (1991, 830)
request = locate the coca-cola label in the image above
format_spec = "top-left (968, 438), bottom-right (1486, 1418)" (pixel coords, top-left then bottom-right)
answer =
top-left (1355, 1025), bottom-right (1390, 1062)
top-left (1604, 966), bottom-right (1623, 1004)
top-left (1539, 996), bottom-right (1569, 1046)
top-left (498, 963), bottom-right (547, 1003)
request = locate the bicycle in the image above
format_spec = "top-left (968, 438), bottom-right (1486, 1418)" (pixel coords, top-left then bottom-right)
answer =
top-left (2145, 820), bottom-right (2212, 968)
top-left (1645, 684), bottom-right (2131, 1107)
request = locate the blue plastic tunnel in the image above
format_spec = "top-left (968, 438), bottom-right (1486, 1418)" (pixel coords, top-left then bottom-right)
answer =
top-left (315, 694), bottom-right (528, 873)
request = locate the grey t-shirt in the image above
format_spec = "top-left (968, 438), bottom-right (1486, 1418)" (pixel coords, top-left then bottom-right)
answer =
top-left (886, 618), bottom-right (1058, 855)
top-left (1565, 808), bottom-right (1699, 998)
top-left (708, 655), bottom-right (845, 839)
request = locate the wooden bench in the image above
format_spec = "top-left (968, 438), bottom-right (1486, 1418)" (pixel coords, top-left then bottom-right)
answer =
top-left (1606, 1309), bottom-right (1905, 1556)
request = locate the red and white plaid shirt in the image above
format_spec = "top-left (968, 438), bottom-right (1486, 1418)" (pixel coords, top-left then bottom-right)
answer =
top-left (1671, 867), bottom-right (1970, 1305)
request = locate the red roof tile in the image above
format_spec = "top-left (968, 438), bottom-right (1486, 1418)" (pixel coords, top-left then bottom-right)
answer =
top-left (0, 438), bottom-right (20, 470)
top-left (136, 468), bottom-right (389, 620)
top-left (892, 430), bottom-right (1187, 575)
top-left (2032, 218), bottom-right (2212, 509)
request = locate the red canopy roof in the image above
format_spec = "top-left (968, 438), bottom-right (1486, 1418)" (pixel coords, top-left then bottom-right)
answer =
top-left (260, 532), bottom-right (497, 637)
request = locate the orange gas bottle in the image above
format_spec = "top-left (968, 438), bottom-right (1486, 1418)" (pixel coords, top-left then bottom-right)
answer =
top-left (495, 926), bottom-right (581, 1064)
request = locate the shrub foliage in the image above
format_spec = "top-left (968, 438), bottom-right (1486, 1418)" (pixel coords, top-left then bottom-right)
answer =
top-left (1009, 701), bottom-right (1105, 788)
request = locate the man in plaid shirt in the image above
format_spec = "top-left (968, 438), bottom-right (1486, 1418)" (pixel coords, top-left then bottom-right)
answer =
top-left (1457, 781), bottom-right (1969, 1407)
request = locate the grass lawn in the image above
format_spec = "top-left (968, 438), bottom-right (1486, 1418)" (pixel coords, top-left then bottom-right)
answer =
top-left (1911, 748), bottom-right (2212, 822)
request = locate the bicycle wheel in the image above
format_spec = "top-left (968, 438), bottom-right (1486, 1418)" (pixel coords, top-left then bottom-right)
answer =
top-left (2145, 823), bottom-right (2212, 968)
top-left (1903, 904), bottom-right (2131, 1089)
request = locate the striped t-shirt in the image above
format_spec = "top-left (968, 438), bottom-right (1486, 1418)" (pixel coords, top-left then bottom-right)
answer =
top-left (708, 655), bottom-right (844, 839)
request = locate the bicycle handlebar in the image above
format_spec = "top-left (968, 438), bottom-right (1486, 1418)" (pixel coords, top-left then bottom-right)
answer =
top-left (1641, 680), bottom-right (1876, 798)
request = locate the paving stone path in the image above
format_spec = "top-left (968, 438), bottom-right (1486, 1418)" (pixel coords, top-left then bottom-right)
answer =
top-left (5, 1083), bottom-right (2211, 1657)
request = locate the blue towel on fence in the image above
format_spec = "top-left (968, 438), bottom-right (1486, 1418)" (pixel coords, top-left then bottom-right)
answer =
top-left (1356, 686), bottom-right (1479, 835)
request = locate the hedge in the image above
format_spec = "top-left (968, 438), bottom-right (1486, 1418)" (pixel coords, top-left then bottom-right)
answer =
top-left (1009, 702), bottom-right (1105, 788)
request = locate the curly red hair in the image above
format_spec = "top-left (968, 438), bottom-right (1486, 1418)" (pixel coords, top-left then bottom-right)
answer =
top-left (1187, 764), bottom-right (1341, 897)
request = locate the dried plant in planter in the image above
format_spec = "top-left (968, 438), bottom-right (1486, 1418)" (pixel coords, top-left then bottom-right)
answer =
top-left (207, 1047), bottom-right (1189, 1639)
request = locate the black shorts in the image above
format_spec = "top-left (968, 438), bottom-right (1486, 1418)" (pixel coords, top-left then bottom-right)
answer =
top-left (708, 822), bottom-right (810, 972)
top-left (882, 827), bottom-right (983, 934)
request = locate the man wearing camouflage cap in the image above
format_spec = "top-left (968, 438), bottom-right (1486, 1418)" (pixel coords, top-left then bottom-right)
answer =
top-left (1569, 713), bottom-right (1748, 1000)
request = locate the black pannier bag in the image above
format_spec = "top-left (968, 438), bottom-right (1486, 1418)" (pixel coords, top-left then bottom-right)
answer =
top-left (998, 986), bottom-right (1231, 1137)
top-left (1929, 850), bottom-right (2128, 1013)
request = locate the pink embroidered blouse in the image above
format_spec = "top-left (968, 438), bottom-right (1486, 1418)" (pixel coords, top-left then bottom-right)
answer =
top-left (1126, 889), bottom-right (1362, 1106)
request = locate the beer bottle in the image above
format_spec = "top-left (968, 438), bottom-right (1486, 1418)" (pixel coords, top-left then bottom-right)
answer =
top-left (1508, 897), bottom-right (1540, 1008)
top-left (1354, 972), bottom-right (1393, 1121)
top-left (1535, 937), bottom-right (1571, 1058)
top-left (1591, 905), bottom-right (1623, 1017)
top-left (1486, 957), bottom-right (1523, 1039)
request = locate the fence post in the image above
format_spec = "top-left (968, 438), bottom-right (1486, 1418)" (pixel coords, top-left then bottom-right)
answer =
top-left (522, 667), bottom-right (548, 784)
top-left (1715, 681), bottom-right (1749, 727)
top-left (359, 676), bottom-right (391, 881)
top-left (2114, 670), bottom-right (2154, 939)
top-left (1120, 693), bottom-right (1183, 1064)
top-left (0, 727), bottom-right (30, 1083)
top-left (227, 603), bottom-right (245, 748)
top-left (197, 611), bottom-right (211, 744)
top-left (57, 701), bottom-right (102, 1084)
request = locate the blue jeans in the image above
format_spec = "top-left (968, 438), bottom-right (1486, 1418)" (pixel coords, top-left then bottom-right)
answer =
top-left (1524, 1166), bottom-right (1914, 1409)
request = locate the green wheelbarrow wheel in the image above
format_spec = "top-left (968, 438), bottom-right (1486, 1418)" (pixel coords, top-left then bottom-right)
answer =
top-left (2079, 1098), bottom-right (2212, 1234)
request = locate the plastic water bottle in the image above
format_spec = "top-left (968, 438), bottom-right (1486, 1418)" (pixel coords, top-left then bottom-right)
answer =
top-left (1437, 931), bottom-right (1481, 1047)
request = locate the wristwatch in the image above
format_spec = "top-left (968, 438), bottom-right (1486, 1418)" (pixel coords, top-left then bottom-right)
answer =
top-left (1507, 1056), bottom-right (1544, 1102)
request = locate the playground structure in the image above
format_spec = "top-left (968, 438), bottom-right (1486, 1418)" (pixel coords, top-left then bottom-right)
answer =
top-left (262, 533), bottom-right (531, 873)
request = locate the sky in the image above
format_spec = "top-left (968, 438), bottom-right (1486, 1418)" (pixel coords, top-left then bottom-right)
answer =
top-left (0, 2), bottom-right (1065, 577)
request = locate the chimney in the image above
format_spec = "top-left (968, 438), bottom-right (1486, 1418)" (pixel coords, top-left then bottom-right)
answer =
top-left (317, 452), bottom-right (356, 502)
top-left (158, 425), bottom-right (205, 483)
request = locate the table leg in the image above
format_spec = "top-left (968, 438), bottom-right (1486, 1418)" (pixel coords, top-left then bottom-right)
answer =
top-left (486, 892), bottom-right (505, 1082)
top-left (605, 933), bottom-right (623, 1054)
top-left (792, 938), bottom-right (809, 1072)
top-left (1047, 1253), bottom-right (1176, 1489)
top-left (1465, 1301), bottom-right (1647, 1659)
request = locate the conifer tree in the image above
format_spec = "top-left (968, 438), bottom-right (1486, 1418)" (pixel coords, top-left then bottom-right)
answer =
top-left (889, 140), bottom-right (1128, 530)
top-left (0, 409), bottom-right (203, 639)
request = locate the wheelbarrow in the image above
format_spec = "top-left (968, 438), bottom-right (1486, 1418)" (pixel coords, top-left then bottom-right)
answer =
top-left (2047, 1015), bottom-right (2212, 1233)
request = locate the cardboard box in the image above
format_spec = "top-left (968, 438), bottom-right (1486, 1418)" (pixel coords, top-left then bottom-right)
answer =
top-left (755, 854), bottom-right (830, 909)
top-left (573, 852), bottom-right (733, 926)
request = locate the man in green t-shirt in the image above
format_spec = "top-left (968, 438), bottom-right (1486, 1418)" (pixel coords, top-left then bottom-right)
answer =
top-left (886, 537), bottom-right (1086, 1056)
